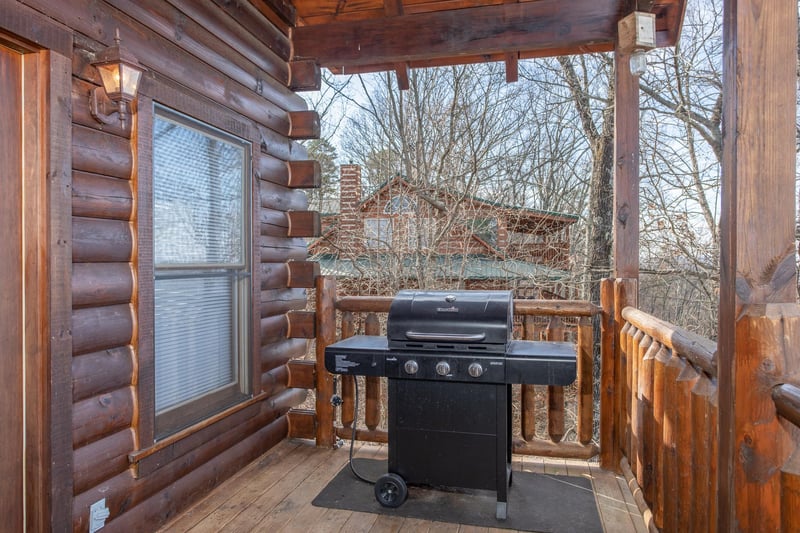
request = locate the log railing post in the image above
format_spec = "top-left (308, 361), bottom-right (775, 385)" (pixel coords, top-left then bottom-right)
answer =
top-left (364, 313), bottom-right (381, 431)
top-left (614, 278), bottom-right (637, 472)
top-left (675, 362), bottom-right (700, 530)
top-left (314, 275), bottom-right (336, 447)
top-left (652, 344), bottom-right (670, 529)
top-left (340, 312), bottom-right (356, 429)
top-left (690, 374), bottom-right (718, 532)
top-left (599, 278), bottom-right (616, 469)
top-left (629, 328), bottom-right (643, 477)
top-left (636, 335), bottom-right (655, 504)
top-left (546, 316), bottom-right (565, 443)
top-left (576, 317), bottom-right (594, 445)
top-left (521, 315), bottom-right (538, 441)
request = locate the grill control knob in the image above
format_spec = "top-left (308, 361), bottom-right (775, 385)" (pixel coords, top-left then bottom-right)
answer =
top-left (468, 362), bottom-right (484, 378)
top-left (435, 361), bottom-right (451, 376)
top-left (403, 360), bottom-right (419, 375)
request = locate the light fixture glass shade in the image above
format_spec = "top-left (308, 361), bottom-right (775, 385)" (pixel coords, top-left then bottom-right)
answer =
top-left (629, 50), bottom-right (648, 77)
top-left (94, 50), bottom-right (142, 102)
top-left (120, 64), bottom-right (142, 100)
top-left (90, 29), bottom-right (145, 125)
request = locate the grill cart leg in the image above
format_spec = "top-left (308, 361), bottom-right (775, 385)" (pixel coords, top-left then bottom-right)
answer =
top-left (496, 501), bottom-right (508, 520)
top-left (495, 384), bottom-right (511, 520)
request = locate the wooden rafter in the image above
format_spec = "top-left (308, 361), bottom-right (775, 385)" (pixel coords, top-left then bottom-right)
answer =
top-left (293, 0), bottom-right (686, 73)
top-left (505, 52), bottom-right (519, 83)
top-left (294, 0), bottom-right (624, 67)
top-left (384, 0), bottom-right (409, 89)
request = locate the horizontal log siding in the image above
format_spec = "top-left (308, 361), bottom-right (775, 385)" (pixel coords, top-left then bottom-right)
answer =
top-left (29, 0), bottom-right (306, 137)
top-left (72, 347), bottom-right (135, 402)
top-left (72, 399), bottom-right (297, 531)
top-left (58, 0), bottom-right (314, 530)
top-left (69, 57), bottom-right (139, 532)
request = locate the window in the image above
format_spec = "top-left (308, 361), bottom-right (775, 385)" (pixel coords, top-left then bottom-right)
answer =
top-left (468, 218), bottom-right (498, 247)
top-left (384, 195), bottom-right (416, 214)
top-left (407, 218), bottom-right (432, 249)
top-left (365, 218), bottom-right (392, 249)
top-left (152, 106), bottom-right (251, 438)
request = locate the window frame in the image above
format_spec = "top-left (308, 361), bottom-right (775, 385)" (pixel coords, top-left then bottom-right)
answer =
top-left (364, 217), bottom-right (392, 249)
top-left (135, 84), bottom-right (261, 447)
top-left (151, 105), bottom-right (252, 438)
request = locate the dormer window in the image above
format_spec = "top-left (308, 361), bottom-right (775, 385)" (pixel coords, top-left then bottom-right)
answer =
top-left (384, 195), bottom-right (416, 214)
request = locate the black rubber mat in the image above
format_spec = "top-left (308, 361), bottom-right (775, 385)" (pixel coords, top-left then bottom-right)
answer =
top-left (312, 458), bottom-right (603, 532)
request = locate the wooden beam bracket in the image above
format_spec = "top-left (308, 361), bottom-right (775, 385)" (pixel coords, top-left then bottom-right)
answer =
top-left (286, 210), bottom-right (321, 238)
top-left (286, 260), bottom-right (320, 288)
top-left (286, 310), bottom-right (316, 339)
top-left (287, 409), bottom-right (317, 440)
top-left (289, 60), bottom-right (321, 91)
top-left (286, 160), bottom-right (321, 189)
top-left (287, 110), bottom-right (320, 140)
top-left (287, 359), bottom-right (316, 389)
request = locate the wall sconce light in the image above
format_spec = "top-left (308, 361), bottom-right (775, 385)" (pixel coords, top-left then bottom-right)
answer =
top-left (90, 29), bottom-right (145, 126)
top-left (618, 11), bottom-right (657, 78)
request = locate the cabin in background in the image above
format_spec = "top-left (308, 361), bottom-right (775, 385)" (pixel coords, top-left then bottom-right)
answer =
top-left (310, 164), bottom-right (577, 296)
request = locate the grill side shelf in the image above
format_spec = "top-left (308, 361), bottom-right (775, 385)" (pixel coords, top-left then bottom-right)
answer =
top-left (324, 335), bottom-right (389, 376)
top-left (504, 340), bottom-right (578, 386)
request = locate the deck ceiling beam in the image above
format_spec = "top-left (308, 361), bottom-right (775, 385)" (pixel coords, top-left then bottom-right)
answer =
top-left (293, 0), bottom-right (626, 69)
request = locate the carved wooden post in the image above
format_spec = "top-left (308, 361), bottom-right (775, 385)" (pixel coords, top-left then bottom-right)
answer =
top-left (717, 0), bottom-right (799, 529)
top-left (315, 276), bottom-right (336, 447)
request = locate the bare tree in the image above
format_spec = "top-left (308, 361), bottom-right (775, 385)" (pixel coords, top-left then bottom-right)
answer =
top-left (636, 1), bottom-right (724, 336)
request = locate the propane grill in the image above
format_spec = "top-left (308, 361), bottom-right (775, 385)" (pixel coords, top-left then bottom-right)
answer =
top-left (325, 290), bottom-right (577, 520)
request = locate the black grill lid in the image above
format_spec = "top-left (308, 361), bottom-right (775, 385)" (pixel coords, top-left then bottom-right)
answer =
top-left (387, 290), bottom-right (513, 353)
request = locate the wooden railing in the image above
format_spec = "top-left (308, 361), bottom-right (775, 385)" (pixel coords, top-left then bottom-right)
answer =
top-left (617, 304), bottom-right (718, 532)
top-left (604, 277), bottom-right (800, 533)
top-left (289, 276), bottom-right (601, 461)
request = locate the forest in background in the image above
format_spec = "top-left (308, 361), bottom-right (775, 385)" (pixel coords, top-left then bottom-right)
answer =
top-left (302, 1), bottom-right (799, 339)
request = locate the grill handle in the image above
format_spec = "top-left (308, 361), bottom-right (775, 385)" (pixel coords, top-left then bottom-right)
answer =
top-left (404, 331), bottom-right (486, 342)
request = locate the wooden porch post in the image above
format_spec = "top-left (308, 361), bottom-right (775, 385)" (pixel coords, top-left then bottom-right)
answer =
top-left (602, 19), bottom-right (641, 473)
top-left (315, 275), bottom-right (337, 448)
top-left (717, 0), bottom-right (799, 530)
top-left (613, 23), bottom-right (640, 281)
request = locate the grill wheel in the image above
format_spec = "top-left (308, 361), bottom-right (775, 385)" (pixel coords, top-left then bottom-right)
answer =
top-left (374, 473), bottom-right (408, 508)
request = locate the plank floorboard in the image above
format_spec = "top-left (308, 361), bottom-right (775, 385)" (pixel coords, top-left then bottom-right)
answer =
top-left (160, 439), bottom-right (647, 533)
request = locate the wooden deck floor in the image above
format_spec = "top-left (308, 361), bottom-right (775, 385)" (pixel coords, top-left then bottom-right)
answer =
top-left (160, 439), bottom-right (648, 533)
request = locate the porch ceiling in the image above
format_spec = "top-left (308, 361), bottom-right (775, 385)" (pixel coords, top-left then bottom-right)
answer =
top-left (286, 0), bottom-right (687, 74)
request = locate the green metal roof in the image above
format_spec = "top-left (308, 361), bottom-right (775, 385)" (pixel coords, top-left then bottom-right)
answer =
top-left (313, 253), bottom-right (568, 281)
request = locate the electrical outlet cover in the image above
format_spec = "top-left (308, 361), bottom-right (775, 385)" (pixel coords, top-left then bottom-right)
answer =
top-left (89, 499), bottom-right (110, 533)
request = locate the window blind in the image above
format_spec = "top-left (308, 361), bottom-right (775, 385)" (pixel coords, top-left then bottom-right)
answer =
top-left (152, 107), bottom-right (250, 428)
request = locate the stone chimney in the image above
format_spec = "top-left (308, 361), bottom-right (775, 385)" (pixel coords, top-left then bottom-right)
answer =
top-left (338, 164), bottom-right (362, 251)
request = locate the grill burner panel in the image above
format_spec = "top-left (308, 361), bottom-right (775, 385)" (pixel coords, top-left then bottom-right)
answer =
top-left (323, 290), bottom-right (578, 520)
top-left (326, 335), bottom-right (576, 384)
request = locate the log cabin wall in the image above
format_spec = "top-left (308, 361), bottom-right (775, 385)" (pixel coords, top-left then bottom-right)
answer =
top-left (2, 1), bottom-right (320, 530)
